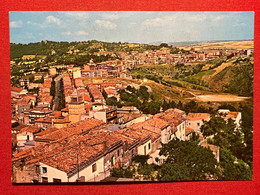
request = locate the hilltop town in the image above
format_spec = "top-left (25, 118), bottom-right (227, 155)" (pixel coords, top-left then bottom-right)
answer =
top-left (11, 40), bottom-right (253, 183)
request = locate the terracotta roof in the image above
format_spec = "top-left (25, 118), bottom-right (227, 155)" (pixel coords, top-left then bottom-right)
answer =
top-left (226, 112), bottom-right (239, 119)
top-left (88, 84), bottom-right (104, 100)
top-left (61, 107), bottom-right (69, 112)
top-left (52, 111), bottom-right (62, 118)
top-left (11, 87), bottom-right (24, 92)
top-left (83, 94), bottom-right (91, 102)
top-left (36, 118), bottom-right (104, 142)
top-left (19, 126), bottom-right (40, 134)
top-left (185, 127), bottom-right (193, 135)
top-left (187, 113), bottom-right (211, 121)
top-left (35, 127), bottom-right (59, 136)
top-left (121, 106), bottom-right (136, 110)
top-left (84, 104), bottom-right (92, 112)
top-left (14, 128), bottom-right (123, 174)
top-left (104, 87), bottom-right (117, 96)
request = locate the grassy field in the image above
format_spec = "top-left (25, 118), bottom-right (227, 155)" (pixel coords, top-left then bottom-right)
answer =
top-left (189, 69), bottom-right (216, 80)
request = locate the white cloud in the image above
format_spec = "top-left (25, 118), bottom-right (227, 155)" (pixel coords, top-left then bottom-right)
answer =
top-left (64, 12), bottom-right (89, 19)
top-left (102, 13), bottom-right (121, 20)
top-left (77, 30), bottom-right (88, 36)
top-left (211, 15), bottom-right (225, 21)
top-left (102, 12), bottom-right (133, 20)
top-left (62, 31), bottom-right (72, 36)
top-left (184, 14), bottom-right (207, 22)
top-left (129, 22), bottom-right (137, 25)
top-left (46, 15), bottom-right (61, 25)
top-left (94, 20), bottom-right (117, 30)
top-left (10, 21), bottom-right (22, 28)
top-left (142, 15), bottom-right (176, 26)
top-left (27, 21), bottom-right (40, 26)
top-left (233, 23), bottom-right (246, 27)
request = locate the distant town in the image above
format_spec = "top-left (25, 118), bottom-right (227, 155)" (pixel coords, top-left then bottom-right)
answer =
top-left (11, 40), bottom-right (253, 183)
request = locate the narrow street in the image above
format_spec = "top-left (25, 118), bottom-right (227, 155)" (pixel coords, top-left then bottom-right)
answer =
top-left (53, 74), bottom-right (63, 110)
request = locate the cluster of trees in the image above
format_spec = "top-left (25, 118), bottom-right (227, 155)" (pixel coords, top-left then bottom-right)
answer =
top-left (226, 62), bottom-right (254, 96)
top-left (106, 85), bottom-right (161, 115)
top-left (208, 59), bottom-right (253, 96)
top-left (158, 139), bottom-right (219, 181)
top-left (111, 139), bottom-right (220, 181)
top-left (107, 86), bottom-right (218, 116)
top-left (10, 41), bottom-right (73, 59)
top-left (110, 100), bottom-right (253, 181)
top-left (200, 105), bottom-right (253, 180)
top-left (45, 53), bottom-right (116, 66)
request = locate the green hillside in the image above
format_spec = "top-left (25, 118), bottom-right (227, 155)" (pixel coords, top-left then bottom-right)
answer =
top-left (209, 58), bottom-right (253, 96)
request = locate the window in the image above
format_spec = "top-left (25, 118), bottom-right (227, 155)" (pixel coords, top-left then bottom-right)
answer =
top-left (35, 165), bottom-right (40, 173)
top-left (148, 143), bottom-right (151, 150)
top-left (117, 150), bottom-right (120, 157)
top-left (111, 156), bottom-right (115, 166)
top-left (197, 123), bottom-right (200, 126)
top-left (144, 145), bottom-right (147, 155)
top-left (42, 167), bottom-right (47, 174)
top-left (92, 163), bottom-right (97, 173)
top-left (42, 177), bottom-right (48, 183)
top-left (53, 178), bottom-right (62, 183)
top-left (27, 135), bottom-right (30, 140)
top-left (32, 180), bottom-right (38, 183)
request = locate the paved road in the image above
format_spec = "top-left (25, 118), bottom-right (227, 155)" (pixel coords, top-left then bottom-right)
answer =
top-left (53, 74), bottom-right (63, 110)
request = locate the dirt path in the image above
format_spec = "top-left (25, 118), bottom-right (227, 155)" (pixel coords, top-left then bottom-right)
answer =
top-left (188, 94), bottom-right (249, 102)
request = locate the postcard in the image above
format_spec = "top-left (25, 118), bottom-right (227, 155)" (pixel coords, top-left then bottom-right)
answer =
top-left (10, 11), bottom-right (254, 183)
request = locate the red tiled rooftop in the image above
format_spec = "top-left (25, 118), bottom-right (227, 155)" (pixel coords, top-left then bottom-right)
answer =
top-left (19, 126), bottom-right (40, 134)
top-left (11, 87), bottom-right (24, 92)
top-left (226, 112), bottom-right (239, 119)
top-left (187, 113), bottom-right (211, 121)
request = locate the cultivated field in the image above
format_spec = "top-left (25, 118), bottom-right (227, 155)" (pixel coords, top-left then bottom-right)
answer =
top-left (179, 40), bottom-right (254, 51)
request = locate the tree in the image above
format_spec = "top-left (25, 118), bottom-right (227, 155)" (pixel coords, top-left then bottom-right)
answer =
top-left (29, 75), bottom-right (34, 82)
top-left (138, 86), bottom-right (150, 102)
top-left (106, 97), bottom-right (118, 106)
top-left (176, 101), bottom-right (183, 110)
top-left (159, 43), bottom-right (169, 48)
top-left (132, 155), bottom-right (150, 165)
top-left (159, 139), bottom-right (219, 180)
top-left (188, 132), bottom-right (200, 145)
top-left (201, 115), bottom-right (247, 166)
top-left (219, 148), bottom-right (252, 180)
top-left (184, 100), bottom-right (198, 113)
top-left (239, 105), bottom-right (253, 165)
top-left (158, 163), bottom-right (191, 181)
top-left (200, 116), bottom-right (228, 137)
top-left (162, 99), bottom-right (169, 111)
top-left (147, 101), bottom-right (161, 115)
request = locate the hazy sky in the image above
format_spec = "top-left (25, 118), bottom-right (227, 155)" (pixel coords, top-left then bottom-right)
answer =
top-left (9, 11), bottom-right (254, 44)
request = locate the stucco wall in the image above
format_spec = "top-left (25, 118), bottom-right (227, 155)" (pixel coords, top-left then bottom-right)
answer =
top-left (187, 120), bottom-right (204, 132)
top-left (40, 162), bottom-right (68, 182)
top-left (68, 157), bottom-right (104, 182)
top-left (175, 121), bottom-right (186, 141)
top-left (137, 140), bottom-right (152, 155)
top-left (17, 132), bottom-right (33, 146)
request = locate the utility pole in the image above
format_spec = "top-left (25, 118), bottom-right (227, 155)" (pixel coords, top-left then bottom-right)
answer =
top-left (77, 153), bottom-right (79, 179)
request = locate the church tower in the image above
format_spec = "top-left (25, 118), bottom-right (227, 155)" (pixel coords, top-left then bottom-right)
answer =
top-left (68, 89), bottom-right (85, 123)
